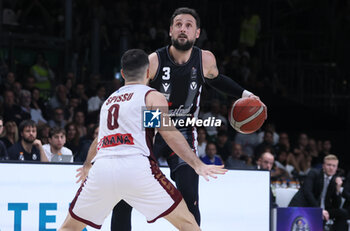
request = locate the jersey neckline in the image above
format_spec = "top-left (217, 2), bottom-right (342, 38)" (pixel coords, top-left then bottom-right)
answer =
top-left (165, 45), bottom-right (196, 67)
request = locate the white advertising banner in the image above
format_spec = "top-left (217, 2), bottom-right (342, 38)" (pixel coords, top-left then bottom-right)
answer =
top-left (0, 163), bottom-right (270, 231)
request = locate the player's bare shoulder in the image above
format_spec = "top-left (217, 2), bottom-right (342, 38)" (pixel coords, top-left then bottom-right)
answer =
top-left (145, 90), bottom-right (168, 109)
top-left (148, 52), bottom-right (159, 79)
top-left (201, 49), bottom-right (219, 79)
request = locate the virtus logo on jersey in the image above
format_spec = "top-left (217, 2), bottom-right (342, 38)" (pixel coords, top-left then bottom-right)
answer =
top-left (142, 107), bottom-right (222, 130)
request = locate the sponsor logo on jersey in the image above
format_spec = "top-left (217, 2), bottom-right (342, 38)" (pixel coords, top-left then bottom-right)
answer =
top-left (191, 67), bottom-right (197, 79)
top-left (162, 83), bottom-right (170, 92)
top-left (190, 81), bottom-right (197, 90)
top-left (143, 109), bottom-right (161, 128)
top-left (168, 104), bottom-right (192, 117)
top-left (97, 133), bottom-right (134, 150)
top-left (162, 93), bottom-right (170, 101)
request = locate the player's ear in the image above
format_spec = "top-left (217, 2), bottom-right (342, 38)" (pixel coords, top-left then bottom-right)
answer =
top-left (146, 68), bottom-right (150, 79)
top-left (169, 26), bottom-right (173, 37)
top-left (120, 69), bottom-right (126, 80)
top-left (196, 28), bottom-right (200, 39)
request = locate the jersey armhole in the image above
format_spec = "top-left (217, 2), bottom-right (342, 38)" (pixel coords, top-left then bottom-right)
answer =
top-left (198, 48), bottom-right (206, 83)
top-left (149, 51), bottom-right (161, 83)
top-left (144, 89), bottom-right (157, 105)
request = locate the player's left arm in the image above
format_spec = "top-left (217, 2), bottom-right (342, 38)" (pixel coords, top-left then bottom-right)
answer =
top-left (148, 52), bottom-right (159, 80)
top-left (202, 50), bottom-right (253, 98)
top-left (76, 137), bottom-right (98, 184)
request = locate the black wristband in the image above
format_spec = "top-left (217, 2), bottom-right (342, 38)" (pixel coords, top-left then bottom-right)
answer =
top-left (205, 74), bottom-right (244, 98)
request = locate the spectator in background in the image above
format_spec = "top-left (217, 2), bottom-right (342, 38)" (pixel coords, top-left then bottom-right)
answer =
top-left (234, 131), bottom-right (260, 157)
top-left (200, 142), bottom-right (223, 166)
top-left (254, 130), bottom-right (276, 158)
top-left (3, 89), bottom-right (30, 125)
top-left (47, 84), bottom-right (69, 114)
top-left (256, 152), bottom-right (278, 208)
top-left (30, 87), bottom-right (48, 121)
top-left (18, 89), bottom-right (33, 121)
top-left (256, 151), bottom-right (274, 171)
top-left (48, 107), bottom-right (66, 128)
top-left (42, 127), bottom-right (73, 162)
top-left (342, 171), bottom-right (350, 221)
top-left (225, 143), bottom-right (250, 169)
top-left (87, 84), bottom-right (106, 113)
top-left (86, 73), bottom-right (101, 98)
top-left (0, 71), bottom-right (16, 93)
top-left (12, 81), bottom-right (23, 104)
top-left (296, 133), bottom-right (309, 152)
top-left (65, 122), bottom-right (80, 156)
top-left (0, 121), bottom-right (18, 148)
top-left (275, 132), bottom-right (291, 153)
top-left (292, 145), bottom-right (312, 178)
top-left (87, 84), bottom-right (106, 125)
top-left (201, 99), bottom-right (227, 138)
top-left (64, 77), bottom-right (74, 97)
top-left (307, 138), bottom-right (320, 167)
top-left (66, 94), bottom-right (80, 123)
top-left (312, 140), bottom-right (333, 169)
top-left (237, 52), bottom-right (251, 87)
top-left (289, 155), bottom-right (348, 231)
top-left (216, 130), bottom-right (232, 162)
top-left (65, 72), bottom-right (76, 87)
top-left (37, 123), bottom-right (50, 145)
top-left (239, 5), bottom-right (261, 55)
top-left (30, 52), bottom-right (55, 98)
top-left (73, 110), bottom-right (87, 138)
top-left (8, 120), bottom-right (48, 162)
top-left (75, 124), bottom-right (98, 163)
top-left (323, 140), bottom-right (332, 154)
top-left (258, 123), bottom-right (279, 145)
top-left (74, 83), bottom-right (88, 114)
top-left (0, 116), bottom-right (9, 160)
top-left (23, 75), bottom-right (36, 92)
top-left (273, 148), bottom-right (295, 180)
top-left (197, 127), bottom-right (207, 158)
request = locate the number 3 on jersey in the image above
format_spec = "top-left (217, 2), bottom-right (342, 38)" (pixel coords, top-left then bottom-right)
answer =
top-left (107, 104), bottom-right (119, 130)
top-left (162, 67), bottom-right (170, 80)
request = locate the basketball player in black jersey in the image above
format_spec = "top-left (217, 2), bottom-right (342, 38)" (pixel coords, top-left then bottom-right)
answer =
top-left (110, 7), bottom-right (265, 230)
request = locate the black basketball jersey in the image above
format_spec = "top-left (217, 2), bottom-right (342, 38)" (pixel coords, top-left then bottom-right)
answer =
top-left (149, 46), bottom-right (205, 125)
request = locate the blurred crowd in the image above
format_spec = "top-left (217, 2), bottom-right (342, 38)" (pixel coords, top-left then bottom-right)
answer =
top-left (0, 0), bottom-right (347, 176)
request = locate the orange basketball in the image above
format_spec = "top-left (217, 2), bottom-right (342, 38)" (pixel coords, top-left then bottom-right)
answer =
top-left (228, 97), bottom-right (267, 134)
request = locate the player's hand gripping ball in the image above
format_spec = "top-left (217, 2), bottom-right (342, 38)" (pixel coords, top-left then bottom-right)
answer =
top-left (228, 97), bottom-right (267, 134)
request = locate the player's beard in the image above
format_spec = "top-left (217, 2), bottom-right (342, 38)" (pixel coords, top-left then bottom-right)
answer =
top-left (171, 38), bottom-right (195, 51)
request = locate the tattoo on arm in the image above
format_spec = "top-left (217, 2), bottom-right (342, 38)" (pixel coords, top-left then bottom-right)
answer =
top-left (206, 64), bottom-right (218, 79)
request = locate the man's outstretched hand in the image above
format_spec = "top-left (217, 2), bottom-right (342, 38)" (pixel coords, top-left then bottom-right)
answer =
top-left (195, 164), bottom-right (228, 181)
top-left (76, 164), bottom-right (92, 184)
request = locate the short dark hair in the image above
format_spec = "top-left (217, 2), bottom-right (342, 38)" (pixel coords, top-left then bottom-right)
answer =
top-left (170, 7), bottom-right (200, 28)
top-left (121, 49), bottom-right (149, 81)
top-left (19, 120), bottom-right (36, 133)
top-left (49, 127), bottom-right (66, 138)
